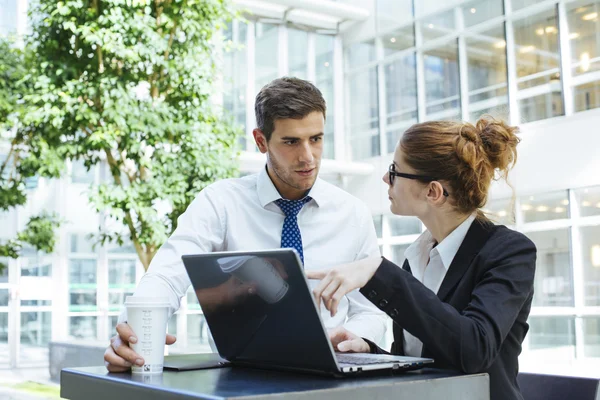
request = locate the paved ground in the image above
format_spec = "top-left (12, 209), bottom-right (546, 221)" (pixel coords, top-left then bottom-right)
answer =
top-left (0, 366), bottom-right (61, 399)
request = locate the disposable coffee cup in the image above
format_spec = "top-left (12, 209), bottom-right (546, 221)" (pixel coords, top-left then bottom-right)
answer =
top-left (124, 296), bottom-right (170, 374)
top-left (218, 256), bottom-right (288, 304)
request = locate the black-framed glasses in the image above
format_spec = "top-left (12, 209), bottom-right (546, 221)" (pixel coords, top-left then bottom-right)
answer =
top-left (388, 163), bottom-right (449, 197)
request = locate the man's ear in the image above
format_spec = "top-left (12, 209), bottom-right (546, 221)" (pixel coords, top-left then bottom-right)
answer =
top-left (253, 129), bottom-right (268, 154)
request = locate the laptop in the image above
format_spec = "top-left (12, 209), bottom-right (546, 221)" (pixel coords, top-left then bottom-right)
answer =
top-left (181, 249), bottom-right (433, 376)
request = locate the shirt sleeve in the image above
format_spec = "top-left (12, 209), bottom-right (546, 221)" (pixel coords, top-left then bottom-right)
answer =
top-left (118, 186), bottom-right (226, 323)
top-left (342, 203), bottom-right (389, 345)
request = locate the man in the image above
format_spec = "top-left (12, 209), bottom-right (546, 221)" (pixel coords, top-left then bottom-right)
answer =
top-left (104, 77), bottom-right (386, 372)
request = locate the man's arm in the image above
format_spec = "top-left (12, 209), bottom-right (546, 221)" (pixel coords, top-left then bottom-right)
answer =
top-left (118, 185), bottom-right (227, 323)
top-left (342, 203), bottom-right (388, 344)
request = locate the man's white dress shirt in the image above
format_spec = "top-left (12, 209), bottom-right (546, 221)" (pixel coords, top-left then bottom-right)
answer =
top-left (402, 214), bottom-right (476, 357)
top-left (122, 167), bottom-right (387, 343)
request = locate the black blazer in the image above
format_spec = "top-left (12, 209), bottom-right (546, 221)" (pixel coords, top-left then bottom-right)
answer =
top-left (360, 218), bottom-right (536, 400)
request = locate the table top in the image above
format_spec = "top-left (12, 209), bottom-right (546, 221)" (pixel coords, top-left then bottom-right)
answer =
top-left (61, 365), bottom-right (489, 400)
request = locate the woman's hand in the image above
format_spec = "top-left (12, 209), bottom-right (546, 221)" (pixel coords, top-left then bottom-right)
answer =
top-left (327, 326), bottom-right (370, 353)
top-left (306, 256), bottom-right (382, 317)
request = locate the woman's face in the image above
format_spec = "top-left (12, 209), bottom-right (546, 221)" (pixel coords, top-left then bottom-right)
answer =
top-left (382, 148), bottom-right (428, 217)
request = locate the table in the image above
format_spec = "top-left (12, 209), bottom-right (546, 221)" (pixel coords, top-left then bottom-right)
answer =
top-left (61, 366), bottom-right (489, 400)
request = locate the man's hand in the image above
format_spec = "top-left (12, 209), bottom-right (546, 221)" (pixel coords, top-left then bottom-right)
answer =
top-left (104, 322), bottom-right (177, 372)
top-left (328, 326), bottom-right (370, 353)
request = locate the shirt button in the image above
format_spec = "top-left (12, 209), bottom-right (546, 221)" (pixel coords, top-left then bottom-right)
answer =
top-left (368, 290), bottom-right (378, 299)
top-left (389, 309), bottom-right (398, 318)
top-left (378, 299), bottom-right (388, 308)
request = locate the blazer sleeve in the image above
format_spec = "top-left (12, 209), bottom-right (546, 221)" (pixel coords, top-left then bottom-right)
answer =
top-left (359, 231), bottom-right (536, 373)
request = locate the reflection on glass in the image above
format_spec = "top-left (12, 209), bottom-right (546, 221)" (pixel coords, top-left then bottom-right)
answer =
top-left (187, 314), bottom-right (209, 348)
top-left (511, 0), bottom-right (541, 12)
top-left (465, 26), bottom-right (509, 122)
top-left (385, 53), bottom-right (417, 150)
top-left (373, 215), bottom-right (383, 239)
top-left (424, 40), bottom-right (461, 120)
top-left (391, 244), bottom-right (410, 267)
top-left (528, 316), bottom-right (576, 360)
top-left (288, 29), bottom-right (308, 79)
top-left (483, 197), bottom-right (515, 225)
top-left (573, 81), bottom-right (600, 112)
top-left (69, 291), bottom-right (97, 308)
top-left (568, 0), bottom-right (600, 76)
top-left (255, 23), bottom-right (278, 92)
top-left (461, 0), bottom-right (504, 28)
top-left (349, 67), bottom-right (380, 160)
top-left (71, 160), bottom-right (95, 184)
top-left (377, 0), bottom-right (413, 34)
top-left (316, 35), bottom-right (335, 159)
top-left (583, 317), bottom-right (600, 358)
top-left (0, 312), bottom-right (7, 343)
top-left (526, 229), bottom-right (573, 307)
top-left (69, 316), bottom-right (97, 340)
top-left (0, 289), bottom-right (7, 306)
top-left (346, 40), bottom-right (376, 69)
top-left (388, 216), bottom-right (421, 236)
top-left (579, 225), bottom-right (600, 306)
top-left (382, 25), bottom-right (415, 56)
top-left (574, 185), bottom-right (600, 217)
top-left (419, 9), bottom-right (456, 43)
top-left (20, 311), bottom-right (51, 347)
top-left (69, 259), bottom-right (97, 284)
top-left (70, 234), bottom-right (95, 254)
top-left (513, 9), bottom-right (564, 123)
top-left (520, 191), bottom-right (569, 223)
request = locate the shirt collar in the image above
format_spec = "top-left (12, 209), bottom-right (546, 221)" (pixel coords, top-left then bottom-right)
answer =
top-left (257, 165), bottom-right (326, 208)
top-left (404, 213), bottom-right (476, 271)
top-left (434, 213), bottom-right (477, 270)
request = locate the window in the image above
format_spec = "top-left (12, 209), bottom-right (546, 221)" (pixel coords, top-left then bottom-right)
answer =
top-left (316, 34), bottom-right (335, 159)
top-left (465, 25), bottom-right (509, 122)
top-left (580, 225), bottom-right (600, 306)
top-left (288, 29), bottom-right (308, 79)
top-left (348, 67), bottom-right (380, 160)
top-left (419, 9), bottom-right (456, 43)
top-left (384, 53), bottom-right (417, 152)
top-left (424, 40), bottom-right (461, 121)
top-left (513, 9), bottom-right (564, 123)
top-left (377, 0), bottom-right (413, 35)
top-left (70, 160), bottom-right (95, 184)
top-left (461, 0), bottom-right (504, 28)
top-left (583, 317), bottom-right (600, 358)
top-left (373, 215), bottom-right (383, 239)
top-left (574, 185), bottom-right (600, 218)
top-left (20, 311), bottom-right (51, 347)
top-left (391, 244), bottom-right (410, 267)
top-left (108, 259), bottom-right (136, 310)
top-left (255, 23), bottom-right (279, 92)
top-left (526, 229), bottom-right (573, 307)
top-left (528, 316), bottom-right (576, 360)
top-left (520, 191), bottom-right (569, 223)
top-left (483, 197), bottom-right (515, 226)
top-left (346, 40), bottom-right (376, 69)
top-left (381, 25), bottom-right (415, 57)
top-left (568, 0), bottom-right (600, 113)
top-left (69, 316), bottom-right (97, 340)
top-left (388, 216), bottom-right (421, 236)
top-left (187, 314), bottom-right (209, 348)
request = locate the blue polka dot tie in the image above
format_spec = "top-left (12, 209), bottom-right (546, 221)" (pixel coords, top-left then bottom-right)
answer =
top-left (275, 196), bottom-right (312, 265)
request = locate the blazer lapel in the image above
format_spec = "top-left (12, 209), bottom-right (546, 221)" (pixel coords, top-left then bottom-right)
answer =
top-left (436, 218), bottom-right (495, 302)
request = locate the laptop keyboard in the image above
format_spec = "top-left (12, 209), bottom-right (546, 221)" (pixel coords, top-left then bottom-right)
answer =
top-left (336, 354), bottom-right (407, 365)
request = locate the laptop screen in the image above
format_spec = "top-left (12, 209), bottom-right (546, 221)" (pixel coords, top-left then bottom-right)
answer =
top-left (182, 249), bottom-right (339, 372)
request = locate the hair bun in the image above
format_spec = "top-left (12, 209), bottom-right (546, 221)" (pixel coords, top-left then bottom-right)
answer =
top-left (475, 115), bottom-right (520, 171)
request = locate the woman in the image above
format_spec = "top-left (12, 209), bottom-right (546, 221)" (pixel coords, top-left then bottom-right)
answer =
top-left (307, 117), bottom-right (536, 400)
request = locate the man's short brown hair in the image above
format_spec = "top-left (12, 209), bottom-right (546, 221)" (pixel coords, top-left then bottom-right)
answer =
top-left (254, 77), bottom-right (327, 141)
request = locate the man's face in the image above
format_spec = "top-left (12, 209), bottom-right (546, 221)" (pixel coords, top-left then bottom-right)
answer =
top-left (253, 111), bottom-right (325, 200)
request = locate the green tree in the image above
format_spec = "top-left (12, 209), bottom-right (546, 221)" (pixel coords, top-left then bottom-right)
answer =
top-left (0, 38), bottom-right (63, 273)
top-left (22, 0), bottom-right (241, 270)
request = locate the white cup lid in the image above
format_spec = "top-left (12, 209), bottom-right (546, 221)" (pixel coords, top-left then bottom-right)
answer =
top-left (124, 296), bottom-right (170, 307)
top-left (217, 255), bottom-right (255, 273)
